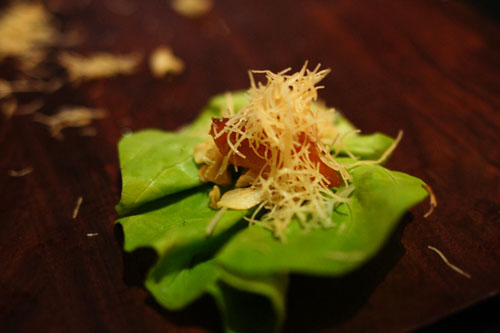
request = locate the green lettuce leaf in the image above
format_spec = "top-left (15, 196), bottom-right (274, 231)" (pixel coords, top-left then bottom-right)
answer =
top-left (117, 187), bottom-right (247, 253)
top-left (215, 165), bottom-right (427, 276)
top-left (116, 130), bottom-right (205, 215)
top-left (118, 187), bottom-right (286, 332)
top-left (209, 270), bottom-right (288, 333)
top-left (115, 92), bottom-right (428, 333)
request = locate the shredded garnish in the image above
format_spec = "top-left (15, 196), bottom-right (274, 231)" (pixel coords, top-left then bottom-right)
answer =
top-left (1, 78), bottom-right (61, 118)
top-left (206, 207), bottom-right (227, 236)
top-left (1, 97), bottom-right (17, 118)
top-left (72, 196), bottom-right (83, 219)
top-left (424, 184), bottom-right (437, 218)
top-left (34, 106), bottom-right (107, 137)
top-left (342, 130), bottom-right (403, 168)
top-left (171, 0), bottom-right (213, 18)
top-left (197, 63), bottom-right (352, 238)
top-left (428, 245), bottom-right (471, 279)
top-left (0, 2), bottom-right (59, 70)
top-left (86, 233), bottom-right (99, 237)
top-left (149, 46), bottom-right (184, 78)
top-left (196, 63), bottom-right (405, 239)
top-left (0, 79), bottom-right (12, 99)
top-left (58, 52), bottom-right (141, 81)
top-left (7, 78), bottom-right (63, 94)
top-left (8, 167), bottom-right (33, 177)
top-left (16, 99), bottom-right (44, 115)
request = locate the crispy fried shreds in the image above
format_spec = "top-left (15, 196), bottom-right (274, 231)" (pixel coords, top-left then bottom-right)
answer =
top-left (195, 64), bottom-right (411, 239)
top-left (1, 78), bottom-right (62, 97)
top-left (34, 106), bottom-right (107, 137)
top-left (315, 101), bottom-right (339, 146)
top-left (0, 2), bottom-right (59, 70)
top-left (0, 78), bottom-right (64, 118)
top-left (208, 185), bottom-right (221, 209)
top-left (1, 97), bottom-right (17, 118)
top-left (8, 167), bottom-right (33, 177)
top-left (0, 79), bottom-right (12, 99)
top-left (423, 184), bottom-right (437, 218)
top-left (72, 196), bottom-right (83, 219)
top-left (9, 78), bottom-right (64, 94)
top-left (0, 78), bottom-right (62, 115)
top-left (58, 52), bottom-right (141, 81)
top-left (196, 63), bottom-right (353, 238)
top-left (149, 46), bottom-right (184, 78)
top-left (16, 99), bottom-right (44, 115)
top-left (428, 245), bottom-right (471, 279)
top-left (171, 0), bottom-right (213, 18)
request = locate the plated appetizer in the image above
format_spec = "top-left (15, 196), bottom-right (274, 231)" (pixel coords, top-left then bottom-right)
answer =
top-left (116, 64), bottom-right (428, 332)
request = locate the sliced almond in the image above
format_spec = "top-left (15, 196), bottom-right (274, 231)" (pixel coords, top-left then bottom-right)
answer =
top-left (217, 187), bottom-right (264, 210)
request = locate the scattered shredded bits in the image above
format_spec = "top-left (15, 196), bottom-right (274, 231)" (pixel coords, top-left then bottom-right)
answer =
top-left (15, 99), bottom-right (44, 115)
top-left (424, 184), bottom-right (437, 218)
top-left (171, 0), bottom-right (213, 18)
top-left (206, 207), bottom-right (227, 236)
top-left (1, 79), bottom-right (60, 118)
top-left (0, 79), bottom-right (12, 99)
top-left (34, 106), bottom-right (107, 137)
top-left (58, 52), bottom-right (141, 81)
top-left (1, 97), bottom-right (17, 118)
top-left (8, 167), bottom-right (33, 177)
top-left (428, 245), bottom-right (471, 279)
top-left (0, 2), bottom-right (59, 70)
top-left (72, 196), bottom-right (83, 219)
top-left (149, 46), bottom-right (184, 78)
top-left (8, 78), bottom-right (64, 94)
top-left (86, 233), bottom-right (99, 237)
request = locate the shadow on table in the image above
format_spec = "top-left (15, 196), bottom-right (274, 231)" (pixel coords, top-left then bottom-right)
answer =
top-left (465, 0), bottom-right (500, 21)
top-left (114, 223), bottom-right (222, 332)
top-left (416, 291), bottom-right (500, 333)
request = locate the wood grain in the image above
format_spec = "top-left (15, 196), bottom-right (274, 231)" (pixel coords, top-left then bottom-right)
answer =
top-left (1, 0), bottom-right (499, 332)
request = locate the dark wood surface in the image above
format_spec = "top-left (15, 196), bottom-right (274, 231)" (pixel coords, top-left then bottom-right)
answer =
top-left (1, 0), bottom-right (500, 332)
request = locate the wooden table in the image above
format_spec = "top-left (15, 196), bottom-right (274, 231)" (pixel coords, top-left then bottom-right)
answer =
top-left (1, 0), bottom-right (499, 331)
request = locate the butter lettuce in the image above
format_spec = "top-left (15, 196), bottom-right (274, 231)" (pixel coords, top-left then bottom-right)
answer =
top-left (115, 93), bottom-right (428, 332)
